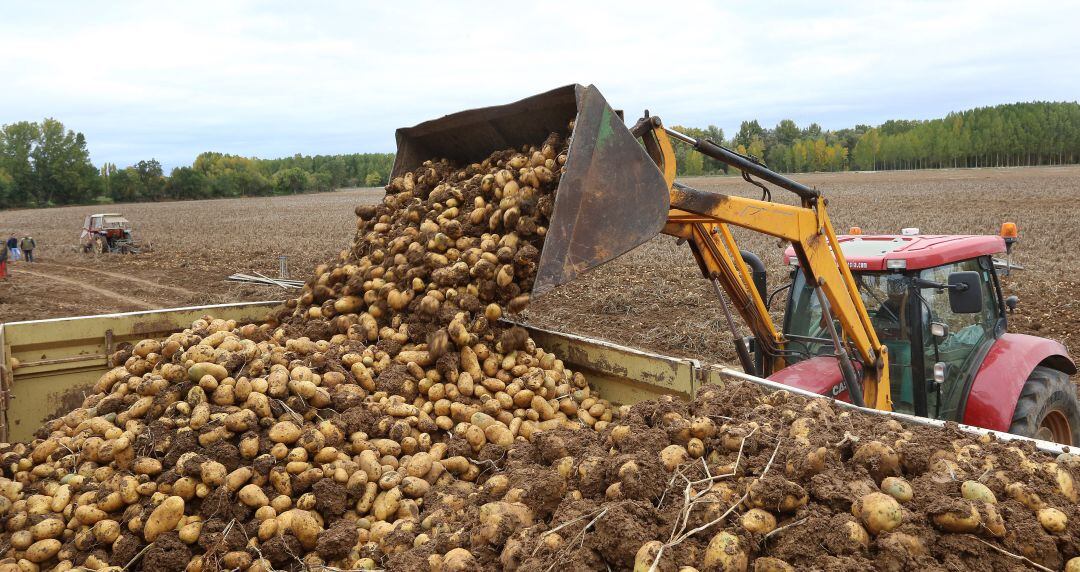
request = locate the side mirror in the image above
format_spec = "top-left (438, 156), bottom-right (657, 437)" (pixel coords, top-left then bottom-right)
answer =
top-left (948, 271), bottom-right (983, 314)
top-left (1005, 295), bottom-right (1019, 313)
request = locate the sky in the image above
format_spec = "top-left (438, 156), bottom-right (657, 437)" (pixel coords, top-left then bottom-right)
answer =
top-left (2, 0), bottom-right (1078, 170)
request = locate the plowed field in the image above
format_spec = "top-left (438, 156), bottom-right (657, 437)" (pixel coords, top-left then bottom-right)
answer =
top-left (1, 167), bottom-right (1077, 365)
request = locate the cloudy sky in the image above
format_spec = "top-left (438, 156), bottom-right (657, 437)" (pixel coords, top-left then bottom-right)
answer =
top-left (2, 1), bottom-right (1077, 169)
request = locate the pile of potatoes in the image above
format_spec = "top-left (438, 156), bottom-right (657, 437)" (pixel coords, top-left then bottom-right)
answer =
top-left (508, 388), bottom-right (1080, 572)
top-left (359, 384), bottom-right (1080, 571)
top-left (0, 308), bottom-right (615, 571)
top-left (0, 134), bottom-right (627, 571)
top-left (282, 129), bottom-right (569, 339)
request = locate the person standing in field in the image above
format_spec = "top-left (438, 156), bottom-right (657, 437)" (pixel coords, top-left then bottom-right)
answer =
top-left (20, 236), bottom-right (35, 263)
top-left (0, 240), bottom-right (8, 279)
top-left (6, 234), bottom-right (19, 262)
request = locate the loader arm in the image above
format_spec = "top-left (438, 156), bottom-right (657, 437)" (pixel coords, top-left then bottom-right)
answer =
top-left (391, 83), bottom-right (890, 411)
top-left (638, 118), bottom-right (891, 410)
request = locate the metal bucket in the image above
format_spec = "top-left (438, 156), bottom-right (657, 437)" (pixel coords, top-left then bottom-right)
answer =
top-left (392, 84), bottom-right (670, 297)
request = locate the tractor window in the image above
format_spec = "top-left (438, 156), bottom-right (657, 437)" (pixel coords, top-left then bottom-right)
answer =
top-left (784, 270), bottom-right (918, 414)
top-left (919, 258), bottom-right (997, 420)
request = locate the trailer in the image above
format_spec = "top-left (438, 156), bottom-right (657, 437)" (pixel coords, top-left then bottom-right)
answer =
top-left (0, 302), bottom-right (1066, 456)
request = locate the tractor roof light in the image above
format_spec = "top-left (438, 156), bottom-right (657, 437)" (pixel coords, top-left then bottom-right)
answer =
top-left (849, 226), bottom-right (863, 236)
top-left (1000, 221), bottom-right (1019, 253)
top-left (886, 259), bottom-right (907, 270)
top-left (1000, 222), bottom-right (1019, 239)
top-left (901, 227), bottom-right (920, 236)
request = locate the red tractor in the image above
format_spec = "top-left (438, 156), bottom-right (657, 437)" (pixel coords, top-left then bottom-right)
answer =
top-left (80, 213), bottom-right (145, 254)
top-left (774, 226), bottom-right (1078, 444)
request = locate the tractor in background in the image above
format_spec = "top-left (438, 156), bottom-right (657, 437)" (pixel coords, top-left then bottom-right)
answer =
top-left (79, 213), bottom-right (146, 254)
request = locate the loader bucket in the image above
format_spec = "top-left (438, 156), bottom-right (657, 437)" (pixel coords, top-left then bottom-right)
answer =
top-left (392, 84), bottom-right (670, 297)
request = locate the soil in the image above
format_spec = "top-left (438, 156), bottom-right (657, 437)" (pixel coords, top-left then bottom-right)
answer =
top-left (143, 531), bottom-right (193, 572)
top-left (317, 518), bottom-right (359, 560)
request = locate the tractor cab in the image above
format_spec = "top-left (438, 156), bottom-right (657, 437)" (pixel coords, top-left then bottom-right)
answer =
top-left (780, 231), bottom-right (1013, 420)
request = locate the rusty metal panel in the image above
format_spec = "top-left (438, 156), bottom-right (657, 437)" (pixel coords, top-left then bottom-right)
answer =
top-left (533, 86), bottom-right (670, 296)
top-left (392, 85), bottom-right (581, 178)
top-left (1, 301), bottom-right (281, 442)
top-left (522, 325), bottom-right (697, 405)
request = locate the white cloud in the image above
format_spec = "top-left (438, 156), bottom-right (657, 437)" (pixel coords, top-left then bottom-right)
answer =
top-left (0, 0), bottom-right (1077, 168)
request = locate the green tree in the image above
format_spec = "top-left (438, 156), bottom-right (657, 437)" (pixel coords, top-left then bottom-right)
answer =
top-left (30, 119), bottom-right (99, 205)
top-left (774, 120), bottom-right (800, 146)
top-left (364, 171), bottom-right (383, 186)
top-left (733, 120), bottom-right (764, 149)
top-left (271, 167), bottom-right (313, 194)
top-left (0, 121), bottom-right (42, 206)
top-left (133, 159), bottom-right (165, 201)
top-left (165, 167), bottom-right (211, 200)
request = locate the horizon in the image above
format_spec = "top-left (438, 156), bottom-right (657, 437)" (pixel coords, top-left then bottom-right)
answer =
top-left (2, 1), bottom-right (1079, 170)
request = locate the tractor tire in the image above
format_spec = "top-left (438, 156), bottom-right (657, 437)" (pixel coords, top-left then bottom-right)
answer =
top-left (1008, 366), bottom-right (1080, 446)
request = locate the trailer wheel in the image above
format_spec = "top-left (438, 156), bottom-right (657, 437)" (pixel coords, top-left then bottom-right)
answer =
top-left (1009, 366), bottom-right (1080, 445)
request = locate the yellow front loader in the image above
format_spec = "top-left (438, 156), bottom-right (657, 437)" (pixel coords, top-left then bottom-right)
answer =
top-left (392, 84), bottom-right (890, 410)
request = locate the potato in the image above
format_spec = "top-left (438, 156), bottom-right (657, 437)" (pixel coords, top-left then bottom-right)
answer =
top-left (144, 495), bottom-right (185, 542)
top-left (1005, 482), bottom-right (1045, 510)
top-left (703, 531), bottom-right (747, 572)
top-left (1037, 507), bottom-right (1067, 533)
top-left (960, 480), bottom-right (996, 504)
top-left (372, 488), bottom-right (403, 522)
top-left (269, 422), bottom-right (302, 444)
top-left (880, 477), bottom-right (913, 502)
top-left (931, 502), bottom-right (981, 533)
top-left (441, 548), bottom-right (476, 572)
top-left (741, 509), bottom-right (777, 534)
top-left (25, 539), bottom-right (62, 563)
top-left (842, 521), bottom-right (870, 549)
top-left (852, 441), bottom-right (900, 482)
top-left (856, 492), bottom-right (902, 534)
top-left (473, 502), bottom-right (533, 547)
top-left (981, 503), bottom-right (1006, 538)
top-left (659, 445), bottom-right (688, 472)
top-left (75, 504), bottom-right (108, 525)
top-left (1066, 557), bottom-right (1080, 572)
top-left (287, 510), bottom-right (321, 549)
top-left (1056, 467), bottom-right (1078, 503)
top-left (634, 541), bottom-right (663, 572)
top-left (29, 518), bottom-right (63, 541)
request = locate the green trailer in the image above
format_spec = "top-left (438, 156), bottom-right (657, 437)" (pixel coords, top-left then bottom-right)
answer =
top-left (0, 302), bottom-right (1065, 455)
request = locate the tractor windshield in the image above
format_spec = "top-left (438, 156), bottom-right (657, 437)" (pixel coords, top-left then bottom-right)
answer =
top-left (785, 258), bottom-right (1000, 417)
top-left (917, 259), bottom-right (999, 419)
top-left (784, 269), bottom-right (919, 414)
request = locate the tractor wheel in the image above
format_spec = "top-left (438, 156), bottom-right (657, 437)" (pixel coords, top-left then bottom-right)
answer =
top-left (1008, 366), bottom-right (1080, 445)
top-left (94, 236), bottom-right (108, 254)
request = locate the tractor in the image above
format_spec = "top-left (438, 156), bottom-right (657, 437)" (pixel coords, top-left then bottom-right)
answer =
top-left (80, 213), bottom-right (144, 254)
top-left (773, 228), bottom-right (1079, 444)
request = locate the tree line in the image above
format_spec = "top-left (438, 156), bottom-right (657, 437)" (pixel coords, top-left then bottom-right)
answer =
top-left (3, 100), bottom-right (1080, 208)
top-left (0, 122), bottom-right (394, 208)
top-left (672, 101), bottom-right (1080, 175)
